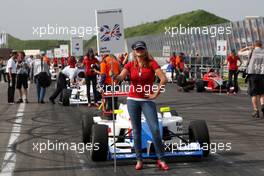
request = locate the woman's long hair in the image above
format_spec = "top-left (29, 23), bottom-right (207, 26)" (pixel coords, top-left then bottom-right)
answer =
top-left (86, 48), bottom-right (94, 58)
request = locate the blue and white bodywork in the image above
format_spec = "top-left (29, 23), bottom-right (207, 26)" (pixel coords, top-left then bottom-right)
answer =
top-left (92, 104), bottom-right (204, 160)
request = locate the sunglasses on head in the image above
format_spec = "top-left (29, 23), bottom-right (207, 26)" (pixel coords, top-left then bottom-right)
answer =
top-left (135, 47), bottom-right (145, 51)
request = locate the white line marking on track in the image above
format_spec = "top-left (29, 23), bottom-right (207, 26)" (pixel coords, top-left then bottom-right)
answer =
top-left (0, 103), bottom-right (26, 176)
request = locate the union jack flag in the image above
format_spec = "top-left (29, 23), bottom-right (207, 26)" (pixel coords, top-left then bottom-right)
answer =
top-left (100, 24), bottom-right (122, 42)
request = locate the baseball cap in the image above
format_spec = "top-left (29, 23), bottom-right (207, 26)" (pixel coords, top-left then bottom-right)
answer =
top-left (132, 41), bottom-right (147, 50)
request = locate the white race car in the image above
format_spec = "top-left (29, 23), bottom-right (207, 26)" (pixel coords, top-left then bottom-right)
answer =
top-left (82, 104), bottom-right (210, 161)
top-left (50, 67), bottom-right (58, 81)
top-left (62, 74), bottom-right (101, 106)
top-left (62, 83), bottom-right (101, 106)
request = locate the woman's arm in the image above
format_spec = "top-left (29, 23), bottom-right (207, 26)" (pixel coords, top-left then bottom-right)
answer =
top-left (238, 46), bottom-right (253, 54)
top-left (146, 68), bottom-right (167, 100)
top-left (122, 53), bottom-right (129, 65)
top-left (93, 69), bottom-right (101, 75)
top-left (155, 68), bottom-right (167, 95)
top-left (114, 68), bottom-right (129, 82)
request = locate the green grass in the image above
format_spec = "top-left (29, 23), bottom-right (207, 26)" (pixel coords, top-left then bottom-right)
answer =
top-left (8, 35), bottom-right (69, 51)
top-left (85, 9), bottom-right (229, 50)
top-left (125, 9), bottom-right (228, 38)
top-left (84, 36), bottom-right (97, 52)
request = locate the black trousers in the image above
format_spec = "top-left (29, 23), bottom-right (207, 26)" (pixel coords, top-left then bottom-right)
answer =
top-left (49, 73), bottom-right (67, 101)
top-left (0, 70), bottom-right (7, 82)
top-left (7, 74), bottom-right (16, 103)
top-left (105, 85), bottom-right (118, 111)
top-left (171, 67), bottom-right (175, 81)
top-left (85, 76), bottom-right (98, 103)
top-left (248, 74), bottom-right (264, 96)
top-left (227, 70), bottom-right (238, 93)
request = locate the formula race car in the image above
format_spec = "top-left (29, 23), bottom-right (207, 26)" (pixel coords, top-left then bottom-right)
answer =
top-left (62, 84), bottom-right (90, 106)
top-left (196, 69), bottom-right (227, 92)
top-left (61, 73), bottom-right (100, 106)
top-left (50, 67), bottom-right (58, 81)
top-left (82, 104), bottom-right (210, 161)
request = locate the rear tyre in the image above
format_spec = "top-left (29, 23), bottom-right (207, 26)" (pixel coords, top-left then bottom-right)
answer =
top-left (196, 80), bottom-right (205, 92)
top-left (82, 115), bottom-right (94, 144)
top-left (188, 120), bottom-right (210, 157)
top-left (222, 81), bottom-right (228, 89)
top-left (62, 89), bottom-right (71, 106)
top-left (90, 124), bottom-right (108, 161)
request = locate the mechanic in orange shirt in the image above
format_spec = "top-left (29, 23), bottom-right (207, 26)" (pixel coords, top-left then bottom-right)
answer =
top-left (175, 53), bottom-right (185, 72)
top-left (96, 55), bottom-right (120, 112)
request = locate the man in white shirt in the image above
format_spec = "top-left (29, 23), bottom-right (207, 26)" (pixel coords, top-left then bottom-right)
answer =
top-left (49, 56), bottom-right (78, 104)
top-left (26, 55), bottom-right (33, 66)
top-left (6, 52), bottom-right (18, 104)
top-left (247, 41), bottom-right (264, 118)
top-left (239, 40), bottom-right (264, 118)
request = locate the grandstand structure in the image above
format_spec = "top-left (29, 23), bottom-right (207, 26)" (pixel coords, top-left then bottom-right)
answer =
top-left (127, 17), bottom-right (264, 58)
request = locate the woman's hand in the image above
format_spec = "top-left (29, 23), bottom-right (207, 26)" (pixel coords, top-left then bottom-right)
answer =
top-left (93, 69), bottom-right (100, 74)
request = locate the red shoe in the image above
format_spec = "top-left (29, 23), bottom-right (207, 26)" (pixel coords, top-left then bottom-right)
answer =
top-left (135, 160), bottom-right (143, 170)
top-left (157, 160), bottom-right (169, 171)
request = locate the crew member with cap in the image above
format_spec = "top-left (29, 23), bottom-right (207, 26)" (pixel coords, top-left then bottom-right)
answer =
top-left (49, 56), bottom-right (78, 104)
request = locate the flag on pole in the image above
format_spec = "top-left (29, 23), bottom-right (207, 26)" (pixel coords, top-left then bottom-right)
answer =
top-left (95, 8), bottom-right (125, 55)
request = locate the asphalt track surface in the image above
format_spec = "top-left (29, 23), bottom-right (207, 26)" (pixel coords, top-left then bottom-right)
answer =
top-left (0, 81), bottom-right (264, 176)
